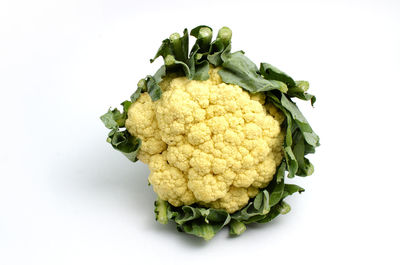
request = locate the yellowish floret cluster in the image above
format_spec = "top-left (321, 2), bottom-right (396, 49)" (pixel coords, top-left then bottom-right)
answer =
top-left (125, 67), bottom-right (285, 213)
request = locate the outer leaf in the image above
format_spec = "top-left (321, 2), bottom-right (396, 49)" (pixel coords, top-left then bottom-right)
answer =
top-left (207, 31), bottom-right (232, 67)
top-left (231, 190), bottom-right (270, 223)
top-left (121, 100), bottom-right (132, 113)
top-left (260, 62), bottom-right (296, 88)
top-left (192, 60), bottom-right (210, 80)
top-left (288, 81), bottom-right (316, 106)
top-left (281, 94), bottom-right (320, 147)
top-left (218, 50), bottom-right (286, 93)
top-left (100, 109), bottom-right (121, 130)
top-left (187, 42), bottom-right (210, 80)
top-left (150, 39), bottom-right (173, 63)
top-left (267, 162), bottom-right (286, 207)
top-left (284, 146), bottom-right (298, 178)
top-left (178, 219), bottom-right (230, 241)
top-left (292, 130), bottom-right (315, 176)
top-left (147, 76), bottom-right (162, 101)
top-left (257, 203), bottom-right (284, 223)
top-left (207, 38), bottom-right (227, 66)
top-left (167, 205), bottom-right (231, 240)
top-left (107, 130), bottom-right (141, 162)
top-left (101, 99), bottom-right (141, 162)
top-left (282, 184), bottom-right (305, 199)
top-left (130, 87), bottom-right (142, 103)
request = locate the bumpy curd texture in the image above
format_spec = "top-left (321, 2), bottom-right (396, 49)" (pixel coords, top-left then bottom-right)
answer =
top-left (126, 67), bottom-right (284, 213)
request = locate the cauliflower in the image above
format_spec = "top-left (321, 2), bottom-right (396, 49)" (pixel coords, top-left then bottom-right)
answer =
top-left (126, 67), bottom-right (284, 213)
top-left (101, 25), bottom-right (319, 240)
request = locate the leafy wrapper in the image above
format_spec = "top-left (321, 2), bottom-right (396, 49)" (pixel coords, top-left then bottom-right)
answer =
top-left (101, 25), bottom-right (319, 240)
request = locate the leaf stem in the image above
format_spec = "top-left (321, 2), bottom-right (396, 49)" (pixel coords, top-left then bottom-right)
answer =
top-left (229, 220), bottom-right (246, 236)
top-left (169, 33), bottom-right (185, 62)
top-left (217, 27), bottom-right (232, 46)
top-left (197, 27), bottom-right (212, 51)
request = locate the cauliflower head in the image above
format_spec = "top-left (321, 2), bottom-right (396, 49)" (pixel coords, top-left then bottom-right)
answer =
top-left (125, 67), bottom-right (285, 213)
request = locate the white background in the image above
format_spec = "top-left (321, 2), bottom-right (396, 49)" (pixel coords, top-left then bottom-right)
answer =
top-left (1, 0), bottom-right (400, 264)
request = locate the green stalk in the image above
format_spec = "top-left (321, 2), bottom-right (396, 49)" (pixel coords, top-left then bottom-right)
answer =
top-left (154, 197), bottom-right (169, 224)
top-left (164, 54), bottom-right (175, 67)
top-left (229, 220), bottom-right (246, 236)
top-left (217, 26), bottom-right (232, 46)
top-left (197, 27), bottom-right (212, 51)
top-left (137, 78), bottom-right (147, 92)
top-left (169, 33), bottom-right (185, 62)
top-left (277, 201), bottom-right (291, 214)
top-left (200, 224), bottom-right (215, 241)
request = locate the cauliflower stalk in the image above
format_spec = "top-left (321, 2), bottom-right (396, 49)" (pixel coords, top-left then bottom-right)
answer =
top-left (101, 25), bottom-right (319, 240)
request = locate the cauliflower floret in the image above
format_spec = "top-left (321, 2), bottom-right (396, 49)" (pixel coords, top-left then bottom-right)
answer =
top-left (126, 67), bottom-right (284, 213)
top-left (125, 94), bottom-right (167, 163)
top-left (204, 186), bottom-right (251, 214)
top-left (148, 152), bottom-right (196, 206)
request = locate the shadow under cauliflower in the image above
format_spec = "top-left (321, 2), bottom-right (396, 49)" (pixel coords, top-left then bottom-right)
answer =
top-left (125, 67), bottom-right (285, 213)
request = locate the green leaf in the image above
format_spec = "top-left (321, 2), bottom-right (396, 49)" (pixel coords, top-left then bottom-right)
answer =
top-left (146, 75), bottom-right (163, 101)
top-left (257, 204), bottom-right (283, 223)
top-left (167, 205), bottom-right (231, 240)
top-left (292, 131), bottom-right (315, 176)
top-left (288, 81), bottom-right (317, 106)
top-left (218, 50), bottom-right (286, 93)
top-left (231, 190), bottom-right (270, 223)
top-left (282, 184), bottom-right (305, 199)
top-left (292, 80), bottom-right (309, 92)
top-left (260, 62), bottom-right (296, 88)
top-left (276, 161), bottom-right (286, 183)
top-left (280, 94), bottom-right (320, 147)
top-left (153, 65), bottom-right (166, 82)
top-left (130, 87), bottom-right (142, 103)
top-left (101, 97), bottom-right (142, 162)
top-left (178, 220), bottom-right (224, 241)
top-left (192, 60), bottom-right (210, 80)
top-left (207, 28), bottom-right (232, 67)
top-left (284, 146), bottom-right (298, 178)
top-left (267, 91), bottom-right (318, 178)
top-left (150, 39), bottom-right (172, 63)
top-left (100, 109), bottom-right (120, 130)
top-left (257, 200), bottom-right (292, 223)
top-left (207, 38), bottom-right (227, 66)
top-left (107, 129), bottom-right (141, 162)
top-left (121, 100), bottom-right (132, 113)
top-left (268, 163), bottom-right (286, 207)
